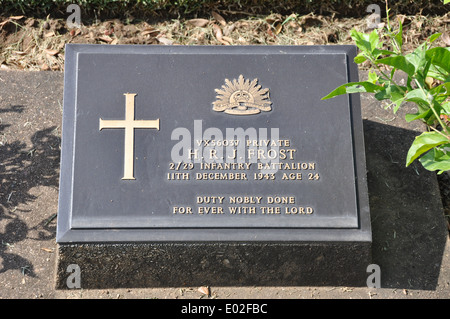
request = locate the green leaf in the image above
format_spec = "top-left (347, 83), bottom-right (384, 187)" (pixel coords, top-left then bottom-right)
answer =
top-left (430, 82), bottom-right (450, 96)
top-left (405, 88), bottom-right (431, 105)
top-left (351, 29), bottom-right (372, 54)
top-left (376, 56), bottom-right (415, 77)
top-left (321, 81), bottom-right (383, 100)
top-left (442, 101), bottom-right (450, 114)
top-left (390, 68), bottom-right (396, 80)
top-left (427, 64), bottom-right (449, 82)
top-left (350, 29), bottom-right (379, 56)
top-left (372, 49), bottom-right (396, 57)
top-left (419, 146), bottom-right (450, 174)
top-left (405, 109), bottom-right (433, 122)
top-left (426, 47), bottom-right (450, 73)
top-left (393, 18), bottom-right (403, 49)
top-left (428, 33), bottom-right (442, 44)
top-left (368, 29), bottom-right (380, 52)
top-left (374, 83), bottom-right (406, 113)
top-left (406, 131), bottom-right (450, 166)
top-left (354, 53), bottom-right (367, 64)
top-left (367, 71), bottom-right (378, 84)
top-left (426, 105), bottom-right (442, 126)
top-left (404, 43), bottom-right (428, 76)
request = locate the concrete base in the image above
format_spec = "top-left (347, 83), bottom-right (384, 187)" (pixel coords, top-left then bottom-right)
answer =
top-left (55, 242), bottom-right (371, 289)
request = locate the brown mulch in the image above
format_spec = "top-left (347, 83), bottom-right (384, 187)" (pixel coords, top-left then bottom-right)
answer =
top-left (0, 12), bottom-right (448, 71)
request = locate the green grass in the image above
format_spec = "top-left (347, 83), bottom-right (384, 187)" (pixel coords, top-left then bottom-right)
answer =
top-left (0, 0), bottom-right (447, 19)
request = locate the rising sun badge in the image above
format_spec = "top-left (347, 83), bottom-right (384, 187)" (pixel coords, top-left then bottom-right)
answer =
top-left (212, 75), bottom-right (272, 115)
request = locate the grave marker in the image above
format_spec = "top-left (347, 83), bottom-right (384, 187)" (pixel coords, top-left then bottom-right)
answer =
top-left (56, 44), bottom-right (371, 288)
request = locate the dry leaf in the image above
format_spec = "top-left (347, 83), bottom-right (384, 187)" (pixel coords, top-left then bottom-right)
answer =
top-left (157, 37), bottom-right (174, 45)
top-left (44, 31), bottom-right (55, 38)
top-left (84, 31), bottom-right (94, 39)
top-left (218, 37), bottom-right (230, 45)
top-left (45, 49), bottom-right (59, 56)
top-left (187, 18), bottom-right (209, 27)
top-left (237, 36), bottom-right (246, 43)
top-left (212, 11), bottom-right (226, 26)
top-left (222, 36), bottom-right (233, 44)
top-left (142, 26), bottom-right (156, 32)
top-left (267, 25), bottom-right (275, 38)
top-left (266, 17), bottom-right (280, 24)
top-left (98, 35), bottom-right (113, 43)
top-left (142, 28), bottom-right (159, 36)
top-left (274, 23), bottom-right (283, 35)
top-left (40, 64), bottom-right (50, 71)
top-left (212, 24), bottom-right (229, 45)
top-left (223, 24), bottom-right (235, 36)
top-left (442, 33), bottom-right (450, 47)
top-left (198, 286), bottom-right (210, 296)
top-left (41, 247), bottom-right (53, 253)
top-left (212, 24), bottom-right (222, 39)
top-left (69, 28), bottom-right (81, 37)
top-left (0, 16), bottom-right (24, 30)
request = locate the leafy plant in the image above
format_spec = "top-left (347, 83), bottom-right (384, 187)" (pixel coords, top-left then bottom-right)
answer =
top-left (322, 4), bottom-right (450, 174)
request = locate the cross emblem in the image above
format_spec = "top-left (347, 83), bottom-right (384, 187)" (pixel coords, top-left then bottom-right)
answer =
top-left (99, 93), bottom-right (160, 180)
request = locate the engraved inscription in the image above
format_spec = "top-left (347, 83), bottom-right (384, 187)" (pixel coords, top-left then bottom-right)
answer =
top-left (168, 132), bottom-right (318, 217)
top-left (172, 195), bottom-right (314, 216)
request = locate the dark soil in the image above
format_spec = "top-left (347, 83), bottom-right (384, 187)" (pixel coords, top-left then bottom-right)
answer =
top-left (438, 173), bottom-right (450, 234)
